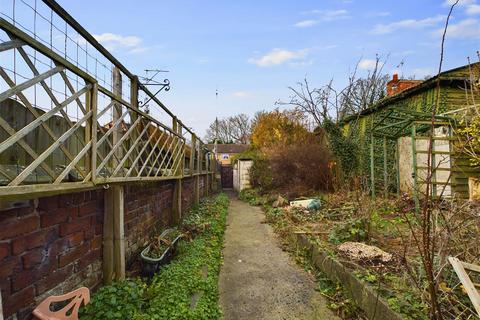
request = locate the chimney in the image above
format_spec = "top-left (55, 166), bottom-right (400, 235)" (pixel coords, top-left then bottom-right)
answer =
top-left (387, 73), bottom-right (422, 96)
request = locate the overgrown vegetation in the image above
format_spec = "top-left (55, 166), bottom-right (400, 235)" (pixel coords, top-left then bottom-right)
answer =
top-left (238, 188), bottom-right (480, 319)
top-left (245, 109), bottom-right (335, 196)
top-left (80, 194), bottom-right (229, 320)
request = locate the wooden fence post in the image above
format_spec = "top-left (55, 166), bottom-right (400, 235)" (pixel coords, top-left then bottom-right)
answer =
top-left (103, 189), bottom-right (114, 284)
top-left (112, 185), bottom-right (125, 280)
top-left (90, 83), bottom-right (98, 183)
top-left (205, 154), bottom-right (210, 196)
top-left (103, 67), bottom-right (125, 282)
top-left (172, 117), bottom-right (182, 223)
top-left (195, 142), bottom-right (201, 205)
top-left (190, 134), bottom-right (196, 176)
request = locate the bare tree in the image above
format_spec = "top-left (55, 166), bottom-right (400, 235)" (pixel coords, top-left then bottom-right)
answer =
top-left (205, 114), bottom-right (251, 144)
top-left (277, 55), bottom-right (389, 126)
top-left (339, 55), bottom-right (390, 118)
top-left (229, 113), bottom-right (251, 144)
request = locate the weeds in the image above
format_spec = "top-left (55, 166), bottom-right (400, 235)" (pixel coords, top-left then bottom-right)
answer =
top-left (80, 194), bottom-right (230, 320)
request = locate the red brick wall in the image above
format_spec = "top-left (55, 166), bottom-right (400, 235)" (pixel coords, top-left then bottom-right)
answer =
top-left (182, 177), bottom-right (195, 212)
top-left (124, 181), bottom-right (173, 264)
top-left (0, 190), bottom-right (104, 320)
top-left (0, 175), bottom-right (213, 320)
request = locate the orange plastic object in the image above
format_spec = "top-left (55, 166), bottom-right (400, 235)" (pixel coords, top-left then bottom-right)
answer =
top-left (33, 287), bottom-right (90, 320)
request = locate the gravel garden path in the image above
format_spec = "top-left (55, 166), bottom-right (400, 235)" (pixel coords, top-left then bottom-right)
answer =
top-left (219, 194), bottom-right (339, 320)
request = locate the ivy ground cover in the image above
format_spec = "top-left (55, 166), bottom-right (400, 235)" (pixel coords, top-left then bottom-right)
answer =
top-left (80, 193), bottom-right (230, 320)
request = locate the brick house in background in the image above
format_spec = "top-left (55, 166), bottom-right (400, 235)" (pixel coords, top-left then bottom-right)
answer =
top-left (207, 144), bottom-right (249, 189)
top-left (386, 73), bottom-right (423, 96)
top-left (207, 144), bottom-right (249, 165)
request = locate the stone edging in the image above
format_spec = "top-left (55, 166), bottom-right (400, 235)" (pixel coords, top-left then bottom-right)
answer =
top-left (296, 234), bottom-right (405, 320)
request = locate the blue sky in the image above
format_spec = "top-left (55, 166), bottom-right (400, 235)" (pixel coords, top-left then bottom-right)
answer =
top-left (56, 0), bottom-right (480, 137)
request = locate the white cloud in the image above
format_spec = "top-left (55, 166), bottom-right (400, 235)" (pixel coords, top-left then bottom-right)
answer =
top-left (372, 15), bottom-right (446, 34)
top-left (411, 68), bottom-right (435, 78)
top-left (94, 32), bottom-right (148, 54)
top-left (358, 59), bottom-right (378, 70)
top-left (434, 18), bottom-right (480, 39)
top-left (466, 4), bottom-right (480, 14)
top-left (294, 20), bottom-right (319, 28)
top-left (127, 47), bottom-right (149, 54)
top-left (393, 50), bottom-right (415, 56)
top-left (443, 0), bottom-right (475, 6)
top-left (368, 11), bottom-right (391, 17)
top-left (321, 9), bottom-right (350, 21)
top-left (248, 48), bottom-right (309, 67)
top-left (290, 59), bottom-right (314, 67)
top-left (232, 91), bottom-right (253, 98)
top-left (301, 9), bottom-right (349, 21)
top-left (323, 44), bottom-right (339, 49)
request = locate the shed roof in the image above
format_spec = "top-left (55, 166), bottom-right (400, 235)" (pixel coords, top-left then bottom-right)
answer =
top-left (341, 62), bottom-right (479, 124)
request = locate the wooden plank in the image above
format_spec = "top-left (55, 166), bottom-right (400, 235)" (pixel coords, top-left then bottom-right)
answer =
top-left (0, 181), bottom-right (97, 201)
top-left (0, 109), bottom-right (56, 179)
top-left (136, 129), bottom-right (165, 177)
top-left (9, 111), bottom-right (92, 186)
top-left (90, 84), bottom-right (98, 183)
top-left (112, 122), bottom-right (151, 176)
top-left (190, 134), bottom-right (196, 176)
top-left (146, 132), bottom-right (173, 177)
top-left (54, 141), bottom-right (92, 184)
top-left (463, 261), bottom-right (480, 274)
top-left (0, 66), bottom-right (63, 102)
top-left (96, 117), bottom-right (142, 175)
top-left (96, 175), bottom-right (183, 184)
top-left (154, 137), bottom-right (183, 177)
top-left (113, 185), bottom-right (125, 280)
top-left (41, 0), bottom-right (134, 79)
top-left (103, 188), bottom-right (114, 284)
top-left (0, 85), bottom-right (90, 155)
top-left (0, 68), bottom-right (90, 179)
top-left (449, 257), bottom-right (480, 316)
top-left (0, 39), bottom-right (24, 52)
top-left (0, 19), bottom-right (96, 83)
top-left (95, 110), bottom-right (129, 147)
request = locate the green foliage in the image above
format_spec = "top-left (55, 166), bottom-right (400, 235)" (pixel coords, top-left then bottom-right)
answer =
top-left (80, 280), bottom-right (146, 319)
top-left (249, 156), bottom-right (274, 190)
top-left (238, 188), bottom-right (267, 206)
top-left (387, 292), bottom-right (429, 320)
top-left (457, 115), bottom-right (480, 166)
top-left (328, 218), bottom-right (369, 245)
top-left (324, 119), bottom-right (359, 180)
top-left (80, 194), bottom-right (230, 320)
top-left (230, 147), bottom-right (261, 163)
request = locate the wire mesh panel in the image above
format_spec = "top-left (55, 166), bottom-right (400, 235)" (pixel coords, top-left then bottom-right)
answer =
top-left (0, 0), bottom-right (210, 199)
top-left (0, 22), bottom-right (95, 190)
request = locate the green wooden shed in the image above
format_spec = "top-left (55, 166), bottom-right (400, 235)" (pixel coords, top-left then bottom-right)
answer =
top-left (342, 62), bottom-right (480, 200)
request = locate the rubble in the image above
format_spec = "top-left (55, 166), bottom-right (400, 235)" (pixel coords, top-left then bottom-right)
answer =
top-left (338, 242), bottom-right (393, 264)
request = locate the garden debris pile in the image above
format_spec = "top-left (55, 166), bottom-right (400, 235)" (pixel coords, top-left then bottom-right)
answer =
top-left (338, 242), bottom-right (393, 265)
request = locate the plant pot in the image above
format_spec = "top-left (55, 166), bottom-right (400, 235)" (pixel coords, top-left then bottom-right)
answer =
top-left (140, 229), bottom-right (182, 277)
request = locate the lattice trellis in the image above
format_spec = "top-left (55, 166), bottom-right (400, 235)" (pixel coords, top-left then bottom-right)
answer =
top-left (0, 10), bottom-right (213, 199)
